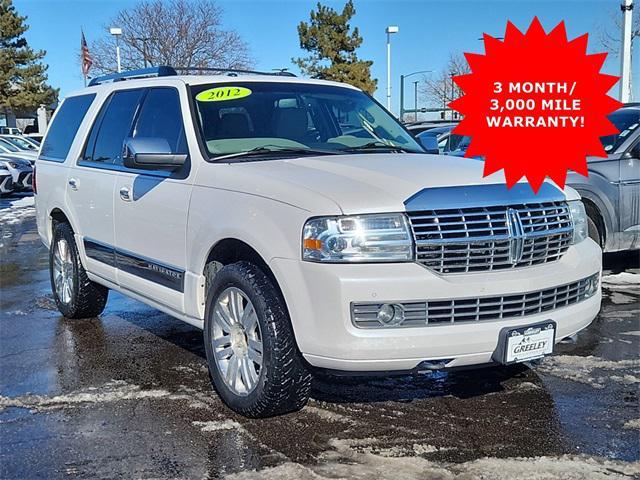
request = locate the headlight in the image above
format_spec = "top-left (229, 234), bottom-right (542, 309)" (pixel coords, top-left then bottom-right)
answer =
top-left (568, 200), bottom-right (588, 244)
top-left (302, 213), bottom-right (414, 262)
top-left (8, 162), bottom-right (18, 168)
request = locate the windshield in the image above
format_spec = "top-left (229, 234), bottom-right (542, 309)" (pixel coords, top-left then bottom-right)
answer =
top-left (601, 109), bottom-right (639, 153)
top-left (3, 136), bottom-right (35, 150)
top-left (0, 138), bottom-right (20, 152)
top-left (191, 82), bottom-right (424, 158)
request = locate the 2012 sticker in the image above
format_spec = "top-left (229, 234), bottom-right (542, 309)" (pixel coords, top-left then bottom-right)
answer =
top-left (196, 86), bottom-right (252, 102)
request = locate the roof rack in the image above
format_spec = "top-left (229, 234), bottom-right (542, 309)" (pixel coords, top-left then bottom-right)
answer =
top-left (88, 66), bottom-right (177, 86)
top-left (174, 67), bottom-right (296, 77)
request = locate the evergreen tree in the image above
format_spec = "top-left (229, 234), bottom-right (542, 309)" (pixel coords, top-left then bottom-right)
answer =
top-left (0, 0), bottom-right (57, 116)
top-left (294, 1), bottom-right (377, 94)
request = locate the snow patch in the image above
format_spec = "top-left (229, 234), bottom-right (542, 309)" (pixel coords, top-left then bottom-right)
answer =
top-left (608, 292), bottom-right (637, 305)
top-left (193, 420), bottom-right (244, 432)
top-left (305, 405), bottom-right (355, 424)
top-left (0, 195), bottom-right (35, 225)
top-left (623, 419), bottom-right (640, 430)
top-left (0, 380), bottom-right (186, 412)
top-left (9, 196), bottom-right (34, 208)
top-left (224, 446), bottom-right (640, 480)
top-left (536, 355), bottom-right (640, 388)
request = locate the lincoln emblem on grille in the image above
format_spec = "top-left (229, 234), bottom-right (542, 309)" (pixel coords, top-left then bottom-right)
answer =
top-left (506, 208), bottom-right (526, 264)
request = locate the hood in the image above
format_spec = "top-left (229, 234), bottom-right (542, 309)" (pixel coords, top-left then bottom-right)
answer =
top-left (232, 153), bottom-right (513, 214)
top-left (0, 156), bottom-right (31, 168)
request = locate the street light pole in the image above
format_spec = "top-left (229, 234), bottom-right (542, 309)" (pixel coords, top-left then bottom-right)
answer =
top-left (399, 70), bottom-right (432, 122)
top-left (385, 26), bottom-right (398, 112)
top-left (620, 0), bottom-right (633, 102)
top-left (413, 81), bottom-right (419, 122)
top-left (109, 27), bottom-right (123, 73)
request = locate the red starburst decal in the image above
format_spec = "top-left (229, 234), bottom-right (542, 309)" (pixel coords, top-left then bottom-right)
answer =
top-left (450, 17), bottom-right (622, 192)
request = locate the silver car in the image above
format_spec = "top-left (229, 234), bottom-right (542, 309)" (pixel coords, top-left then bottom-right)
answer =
top-left (566, 104), bottom-right (640, 252)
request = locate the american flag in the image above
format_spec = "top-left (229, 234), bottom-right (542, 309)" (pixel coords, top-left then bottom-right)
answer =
top-left (81, 30), bottom-right (92, 77)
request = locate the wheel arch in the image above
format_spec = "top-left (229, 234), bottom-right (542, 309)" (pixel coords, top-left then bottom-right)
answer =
top-left (48, 207), bottom-right (75, 245)
top-left (201, 238), bottom-right (283, 298)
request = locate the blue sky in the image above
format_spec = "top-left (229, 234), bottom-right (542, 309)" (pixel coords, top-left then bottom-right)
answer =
top-left (13, 0), bottom-right (640, 113)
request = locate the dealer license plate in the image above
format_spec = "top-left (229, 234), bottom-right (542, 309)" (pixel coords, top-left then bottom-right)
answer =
top-left (504, 323), bottom-right (555, 363)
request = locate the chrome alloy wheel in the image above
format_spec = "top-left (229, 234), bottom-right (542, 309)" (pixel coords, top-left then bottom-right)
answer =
top-left (212, 287), bottom-right (263, 396)
top-left (52, 238), bottom-right (74, 305)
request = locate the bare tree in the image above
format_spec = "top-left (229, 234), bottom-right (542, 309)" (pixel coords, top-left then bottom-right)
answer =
top-left (598, 8), bottom-right (639, 58)
top-left (420, 53), bottom-right (470, 111)
top-left (88, 0), bottom-right (252, 75)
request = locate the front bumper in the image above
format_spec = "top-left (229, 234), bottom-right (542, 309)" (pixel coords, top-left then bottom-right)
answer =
top-left (272, 238), bottom-right (602, 372)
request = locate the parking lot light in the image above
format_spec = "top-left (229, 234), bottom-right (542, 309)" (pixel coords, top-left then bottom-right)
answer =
top-left (386, 25), bottom-right (399, 112)
top-left (109, 27), bottom-right (123, 73)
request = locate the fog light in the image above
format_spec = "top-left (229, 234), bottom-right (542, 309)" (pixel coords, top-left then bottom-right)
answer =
top-left (376, 303), bottom-right (405, 326)
top-left (584, 274), bottom-right (599, 298)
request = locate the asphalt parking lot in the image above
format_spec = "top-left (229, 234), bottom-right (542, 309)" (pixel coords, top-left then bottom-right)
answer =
top-left (0, 195), bottom-right (639, 479)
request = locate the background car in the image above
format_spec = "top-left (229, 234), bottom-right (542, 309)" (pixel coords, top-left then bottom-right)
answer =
top-left (0, 127), bottom-right (22, 135)
top-left (0, 157), bottom-right (33, 191)
top-left (566, 104), bottom-right (640, 252)
top-left (0, 165), bottom-right (14, 196)
top-left (0, 134), bottom-right (40, 150)
top-left (406, 120), bottom-right (457, 136)
top-left (0, 138), bottom-right (37, 164)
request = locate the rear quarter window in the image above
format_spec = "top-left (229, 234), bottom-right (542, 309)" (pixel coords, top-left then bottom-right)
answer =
top-left (40, 94), bottom-right (96, 162)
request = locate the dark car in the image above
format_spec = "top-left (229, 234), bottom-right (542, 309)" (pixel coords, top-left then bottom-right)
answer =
top-left (566, 104), bottom-right (640, 252)
top-left (406, 120), bottom-right (458, 136)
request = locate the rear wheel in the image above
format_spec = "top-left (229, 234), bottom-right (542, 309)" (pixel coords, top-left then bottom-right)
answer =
top-left (50, 222), bottom-right (108, 318)
top-left (204, 261), bottom-right (312, 417)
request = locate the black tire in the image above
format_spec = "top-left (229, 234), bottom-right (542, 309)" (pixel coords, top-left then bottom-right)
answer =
top-left (586, 213), bottom-right (603, 248)
top-left (204, 261), bottom-right (312, 418)
top-left (49, 222), bottom-right (108, 319)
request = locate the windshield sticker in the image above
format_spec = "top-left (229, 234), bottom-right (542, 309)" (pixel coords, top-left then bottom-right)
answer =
top-left (196, 86), bottom-right (252, 102)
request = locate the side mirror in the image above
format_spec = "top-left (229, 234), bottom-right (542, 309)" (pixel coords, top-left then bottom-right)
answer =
top-left (122, 137), bottom-right (187, 171)
top-left (623, 142), bottom-right (640, 159)
top-left (418, 135), bottom-right (439, 155)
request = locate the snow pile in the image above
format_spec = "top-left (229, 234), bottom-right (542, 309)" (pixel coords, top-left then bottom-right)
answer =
top-left (535, 355), bottom-right (640, 388)
top-left (0, 195), bottom-right (35, 225)
top-left (602, 272), bottom-right (640, 289)
top-left (224, 438), bottom-right (640, 480)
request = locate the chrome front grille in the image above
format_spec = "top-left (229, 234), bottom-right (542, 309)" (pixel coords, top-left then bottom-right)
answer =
top-left (408, 201), bottom-right (573, 273)
top-left (351, 274), bottom-right (599, 328)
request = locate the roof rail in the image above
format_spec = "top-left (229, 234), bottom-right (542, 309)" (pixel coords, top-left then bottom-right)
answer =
top-left (88, 66), bottom-right (177, 86)
top-left (173, 67), bottom-right (296, 77)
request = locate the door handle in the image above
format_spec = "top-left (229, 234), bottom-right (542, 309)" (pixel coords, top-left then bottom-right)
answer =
top-left (68, 178), bottom-right (78, 190)
top-left (119, 186), bottom-right (132, 202)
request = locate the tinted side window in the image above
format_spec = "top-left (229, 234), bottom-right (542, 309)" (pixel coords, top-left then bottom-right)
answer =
top-left (87, 89), bottom-right (143, 165)
top-left (131, 88), bottom-right (186, 156)
top-left (40, 94), bottom-right (95, 161)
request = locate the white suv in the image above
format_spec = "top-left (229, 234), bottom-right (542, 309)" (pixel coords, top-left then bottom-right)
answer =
top-left (35, 67), bottom-right (602, 417)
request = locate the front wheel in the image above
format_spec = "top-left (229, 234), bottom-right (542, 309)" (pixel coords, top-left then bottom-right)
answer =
top-left (49, 222), bottom-right (108, 318)
top-left (204, 261), bottom-right (312, 417)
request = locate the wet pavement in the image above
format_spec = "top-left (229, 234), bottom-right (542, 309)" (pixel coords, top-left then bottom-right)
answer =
top-left (0, 195), bottom-right (639, 479)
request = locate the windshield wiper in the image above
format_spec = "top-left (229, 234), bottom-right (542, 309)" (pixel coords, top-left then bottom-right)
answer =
top-left (341, 141), bottom-right (419, 154)
top-left (212, 145), bottom-right (340, 162)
